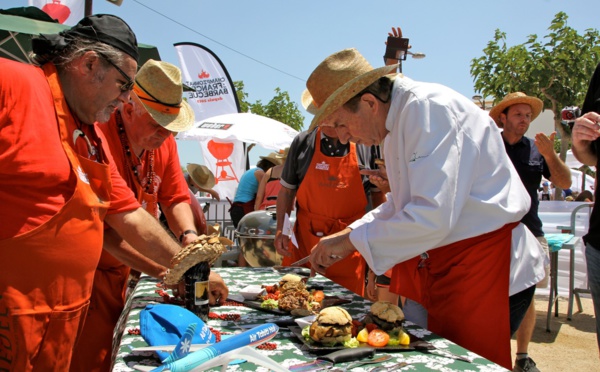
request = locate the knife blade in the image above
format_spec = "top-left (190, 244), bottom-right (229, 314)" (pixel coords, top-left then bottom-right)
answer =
top-left (289, 256), bottom-right (311, 267)
top-left (289, 347), bottom-right (376, 371)
top-left (412, 341), bottom-right (473, 363)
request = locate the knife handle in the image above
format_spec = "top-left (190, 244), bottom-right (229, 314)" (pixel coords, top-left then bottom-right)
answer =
top-left (319, 347), bottom-right (375, 363)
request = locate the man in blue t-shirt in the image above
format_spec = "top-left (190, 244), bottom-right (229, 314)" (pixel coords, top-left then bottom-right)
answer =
top-left (490, 92), bottom-right (572, 372)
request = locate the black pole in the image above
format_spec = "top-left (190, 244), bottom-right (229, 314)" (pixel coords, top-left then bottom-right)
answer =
top-left (85, 0), bottom-right (93, 16)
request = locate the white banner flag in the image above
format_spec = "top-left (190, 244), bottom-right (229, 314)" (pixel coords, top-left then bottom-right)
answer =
top-left (199, 139), bottom-right (245, 201)
top-left (174, 42), bottom-right (240, 122)
top-left (28, 0), bottom-right (84, 26)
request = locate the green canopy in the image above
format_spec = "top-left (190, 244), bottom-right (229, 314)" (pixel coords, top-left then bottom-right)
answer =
top-left (0, 7), bottom-right (160, 64)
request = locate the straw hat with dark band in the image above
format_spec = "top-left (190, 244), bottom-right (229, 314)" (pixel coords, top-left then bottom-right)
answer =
top-left (186, 163), bottom-right (216, 191)
top-left (306, 48), bottom-right (399, 130)
top-left (489, 92), bottom-right (544, 127)
top-left (259, 152), bottom-right (282, 166)
top-left (132, 59), bottom-right (195, 132)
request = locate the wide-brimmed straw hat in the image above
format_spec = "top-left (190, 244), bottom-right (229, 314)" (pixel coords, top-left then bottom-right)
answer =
top-left (259, 152), bottom-right (282, 166)
top-left (489, 92), bottom-right (543, 127)
top-left (306, 48), bottom-right (399, 131)
top-left (301, 89), bottom-right (318, 115)
top-left (131, 59), bottom-right (195, 132)
top-left (275, 147), bottom-right (290, 161)
top-left (186, 163), bottom-right (216, 190)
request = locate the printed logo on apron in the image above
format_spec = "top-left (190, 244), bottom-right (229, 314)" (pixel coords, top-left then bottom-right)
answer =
top-left (315, 161), bottom-right (329, 171)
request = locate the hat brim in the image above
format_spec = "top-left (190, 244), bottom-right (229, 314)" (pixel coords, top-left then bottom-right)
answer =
top-left (259, 156), bottom-right (281, 166)
top-left (132, 92), bottom-right (196, 132)
top-left (309, 64), bottom-right (399, 131)
top-left (301, 89), bottom-right (318, 115)
top-left (186, 163), bottom-right (216, 190)
top-left (489, 96), bottom-right (543, 127)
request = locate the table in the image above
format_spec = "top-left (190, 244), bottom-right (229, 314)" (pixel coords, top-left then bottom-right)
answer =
top-left (112, 267), bottom-right (507, 371)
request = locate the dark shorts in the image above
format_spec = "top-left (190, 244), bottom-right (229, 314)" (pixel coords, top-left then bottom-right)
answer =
top-left (509, 285), bottom-right (536, 336)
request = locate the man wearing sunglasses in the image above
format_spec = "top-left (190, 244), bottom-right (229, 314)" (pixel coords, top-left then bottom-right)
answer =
top-left (0, 15), bottom-right (185, 371)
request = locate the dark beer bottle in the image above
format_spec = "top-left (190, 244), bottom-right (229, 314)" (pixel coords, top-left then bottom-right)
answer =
top-left (183, 261), bottom-right (210, 322)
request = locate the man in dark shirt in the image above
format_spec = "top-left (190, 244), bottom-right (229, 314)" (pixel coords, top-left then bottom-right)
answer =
top-left (490, 92), bottom-right (572, 372)
top-left (571, 61), bottom-right (600, 354)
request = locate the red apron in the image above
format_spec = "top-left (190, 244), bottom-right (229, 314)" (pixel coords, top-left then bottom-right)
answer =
top-left (0, 65), bottom-right (110, 371)
top-left (390, 222), bottom-right (517, 369)
top-left (282, 128), bottom-right (367, 296)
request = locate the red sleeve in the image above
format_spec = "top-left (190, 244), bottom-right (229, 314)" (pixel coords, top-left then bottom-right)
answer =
top-left (155, 136), bottom-right (191, 208)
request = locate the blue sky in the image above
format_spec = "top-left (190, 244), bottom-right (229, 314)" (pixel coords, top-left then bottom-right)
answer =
top-left (7, 0), bottom-right (599, 165)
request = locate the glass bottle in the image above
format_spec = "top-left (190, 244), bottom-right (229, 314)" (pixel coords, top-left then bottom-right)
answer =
top-left (183, 261), bottom-right (210, 322)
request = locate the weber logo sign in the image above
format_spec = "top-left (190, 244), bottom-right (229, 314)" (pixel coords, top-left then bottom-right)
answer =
top-left (199, 122), bottom-right (233, 130)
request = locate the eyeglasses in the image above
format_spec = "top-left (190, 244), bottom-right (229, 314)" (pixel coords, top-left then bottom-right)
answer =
top-left (97, 52), bottom-right (134, 92)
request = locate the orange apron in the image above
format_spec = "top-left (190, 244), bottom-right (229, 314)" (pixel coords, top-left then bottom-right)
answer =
top-left (282, 128), bottom-right (367, 296)
top-left (390, 222), bottom-right (517, 369)
top-left (0, 64), bottom-right (110, 371)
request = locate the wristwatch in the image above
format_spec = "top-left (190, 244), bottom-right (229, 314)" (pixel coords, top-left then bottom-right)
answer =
top-left (179, 229), bottom-right (197, 243)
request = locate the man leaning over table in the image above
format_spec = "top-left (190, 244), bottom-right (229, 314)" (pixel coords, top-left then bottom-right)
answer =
top-left (0, 15), bottom-right (185, 371)
top-left (70, 60), bottom-right (229, 372)
top-left (490, 92), bottom-right (571, 372)
top-left (305, 48), bottom-right (544, 369)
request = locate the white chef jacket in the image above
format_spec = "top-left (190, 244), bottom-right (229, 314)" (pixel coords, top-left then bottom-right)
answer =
top-left (349, 76), bottom-right (545, 295)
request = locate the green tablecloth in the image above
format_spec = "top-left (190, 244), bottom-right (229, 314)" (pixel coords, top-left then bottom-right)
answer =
top-left (112, 267), bottom-right (507, 371)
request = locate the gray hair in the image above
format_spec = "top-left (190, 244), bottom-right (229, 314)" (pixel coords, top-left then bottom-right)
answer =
top-left (30, 36), bottom-right (126, 71)
top-left (343, 76), bottom-right (394, 112)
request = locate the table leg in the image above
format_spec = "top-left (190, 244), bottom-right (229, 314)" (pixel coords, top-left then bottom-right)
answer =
top-left (567, 248), bottom-right (575, 320)
top-left (546, 251), bottom-right (559, 332)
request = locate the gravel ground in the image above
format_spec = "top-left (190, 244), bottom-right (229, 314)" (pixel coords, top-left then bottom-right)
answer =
top-left (510, 295), bottom-right (598, 371)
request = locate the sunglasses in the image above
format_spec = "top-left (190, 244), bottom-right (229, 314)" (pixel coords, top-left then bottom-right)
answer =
top-left (97, 52), bottom-right (134, 92)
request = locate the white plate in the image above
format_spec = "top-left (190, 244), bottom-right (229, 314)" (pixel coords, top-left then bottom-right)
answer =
top-left (239, 285), bottom-right (266, 300)
top-left (294, 314), bottom-right (316, 329)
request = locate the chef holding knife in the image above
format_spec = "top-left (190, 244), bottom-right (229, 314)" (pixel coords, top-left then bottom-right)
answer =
top-left (301, 47), bottom-right (545, 370)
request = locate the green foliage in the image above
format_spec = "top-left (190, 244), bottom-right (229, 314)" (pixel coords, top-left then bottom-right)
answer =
top-left (470, 12), bottom-right (600, 157)
top-left (233, 81), bottom-right (305, 132)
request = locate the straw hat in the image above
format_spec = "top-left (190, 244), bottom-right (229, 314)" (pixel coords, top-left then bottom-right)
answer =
top-left (306, 48), bottom-right (399, 131)
top-left (131, 59), bottom-right (195, 132)
top-left (186, 163), bottom-right (215, 190)
top-left (276, 147), bottom-right (290, 161)
top-left (489, 92), bottom-right (543, 127)
top-left (259, 152), bottom-right (282, 166)
top-left (301, 89), bottom-right (318, 115)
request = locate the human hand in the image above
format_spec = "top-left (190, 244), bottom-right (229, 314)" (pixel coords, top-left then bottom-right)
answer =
top-left (388, 26), bottom-right (403, 40)
top-left (275, 230), bottom-right (292, 257)
top-left (309, 228), bottom-right (355, 276)
top-left (572, 112), bottom-right (600, 147)
top-left (181, 232), bottom-right (199, 247)
top-left (365, 269), bottom-right (377, 302)
top-left (534, 132), bottom-right (556, 159)
top-left (208, 271), bottom-right (228, 306)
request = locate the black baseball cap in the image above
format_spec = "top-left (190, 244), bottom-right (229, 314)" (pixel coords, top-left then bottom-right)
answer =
top-left (32, 14), bottom-right (139, 61)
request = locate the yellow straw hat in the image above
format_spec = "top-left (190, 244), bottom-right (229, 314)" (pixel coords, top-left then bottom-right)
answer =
top-left (186, 163), bottom-right (215, 190)
top-left (489, 92), bottom-right (543, 127)
top-left (306, 48), bottom-right (398, 131)
top-left (131, 59), bottom-right (195, 132)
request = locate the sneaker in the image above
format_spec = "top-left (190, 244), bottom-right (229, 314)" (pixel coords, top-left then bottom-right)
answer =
top-left (513, 357), bottom-right (540, 372)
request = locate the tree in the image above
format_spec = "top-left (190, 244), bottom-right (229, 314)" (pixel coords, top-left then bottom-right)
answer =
top-left (233, 81), bottom-right (305, 132)
top-left (471, 12), bottom-right (600, 157)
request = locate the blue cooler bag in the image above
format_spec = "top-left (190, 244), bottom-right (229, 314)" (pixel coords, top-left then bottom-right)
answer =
top-left (140, 303), bottom-right (215, 360)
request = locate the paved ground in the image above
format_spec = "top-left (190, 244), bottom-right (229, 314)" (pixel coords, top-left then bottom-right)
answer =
top-left (510, 295), bottom-right (598, 371)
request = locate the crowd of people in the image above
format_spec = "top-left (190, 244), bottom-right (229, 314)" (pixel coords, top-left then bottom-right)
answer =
top-left (0, 11), bottom-right (597, 372)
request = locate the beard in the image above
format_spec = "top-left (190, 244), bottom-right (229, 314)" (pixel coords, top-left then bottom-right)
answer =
top-left (96, 102), bottom-right (119, 123)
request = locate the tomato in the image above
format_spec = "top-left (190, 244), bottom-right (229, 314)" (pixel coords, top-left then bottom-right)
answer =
top-left (311, 290), bottom-right (325, 302)
top-left (365, 323), bottom-right (378, 333)
top-left (367, 329), bottom-right (390, 347)
top-left (356, 328), bottom-right (369, 343)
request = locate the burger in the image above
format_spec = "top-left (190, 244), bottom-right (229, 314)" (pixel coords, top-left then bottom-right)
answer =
top-left (278, 273), bottom-right (304, 288)
top-left (362, 301), bottom-right (405, 331)
top-left (309, 306), bottom-right (353, 345)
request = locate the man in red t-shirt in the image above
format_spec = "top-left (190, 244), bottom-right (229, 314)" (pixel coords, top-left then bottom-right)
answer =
top-left (70, 60), bottom-right (229, 372)
top-left (0, 15), bottom-right (184, 371)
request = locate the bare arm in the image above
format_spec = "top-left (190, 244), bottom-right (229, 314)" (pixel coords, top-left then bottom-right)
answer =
top-left (105, 207), bottom-right (180, 269)
top-left (254, 168), bottom-right (271, 210)
top-left (571, 112), bottom-right (600, 166)
top-left (275, 186), bottom-right (297, 257)
top-left (162, 201), bottom-right (199, 246)
top-left (535, 132), bottom-right (572, 189)
top-left (103, 228), bottom-right (167, 279)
